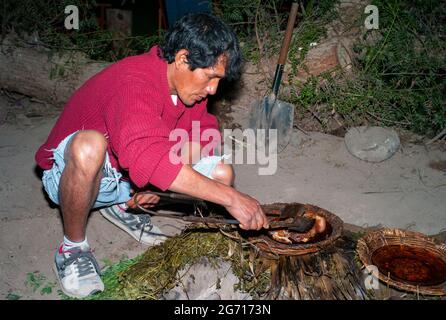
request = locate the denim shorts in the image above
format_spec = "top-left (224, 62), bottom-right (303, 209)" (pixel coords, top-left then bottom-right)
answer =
top-left (42, 132), bottom-right (229, 209)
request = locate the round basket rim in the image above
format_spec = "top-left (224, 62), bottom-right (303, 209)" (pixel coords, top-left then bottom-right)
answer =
top-left (357, 227), bottom-right (446, 296)
top-left (251, 202), bottom-right (343, 256)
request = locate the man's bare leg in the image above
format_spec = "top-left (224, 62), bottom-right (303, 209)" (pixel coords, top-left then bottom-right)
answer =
top-left (59, 130), bottom-right (107, 242)
top-left (180, 141), bottom-right (235, 186)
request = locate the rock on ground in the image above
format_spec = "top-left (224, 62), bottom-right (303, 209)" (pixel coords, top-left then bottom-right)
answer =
top-left (344, 126), bottom-right (401, 162)
top-left (163, 257), bottom-right (251, 300)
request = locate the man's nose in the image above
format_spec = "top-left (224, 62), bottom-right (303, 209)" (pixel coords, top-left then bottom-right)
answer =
top-left (206, 79), bottom-right (220, 95)
top-left (206, 86), bottom-right (217, 95)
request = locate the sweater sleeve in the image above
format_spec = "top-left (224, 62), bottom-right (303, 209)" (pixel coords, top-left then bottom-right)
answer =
top-left (104, 85), bottom-right (183, 190)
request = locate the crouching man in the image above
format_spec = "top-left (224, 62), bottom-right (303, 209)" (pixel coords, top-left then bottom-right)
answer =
top-left (35, 13), bottom-right (269, 298)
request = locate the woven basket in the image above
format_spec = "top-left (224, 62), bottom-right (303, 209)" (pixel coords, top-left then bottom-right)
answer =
top-left (357, 228), bottom-right (446, 296)
top-left (250, 203), bottom-right (343, 257)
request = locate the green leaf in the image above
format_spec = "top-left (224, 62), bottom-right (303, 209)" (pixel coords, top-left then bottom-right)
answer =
top-left (25, 272), bottom-right (46, 292)
top-left (6, 293), bottom-right (21, 300)
top-left (40, 285), bottom-right (53, 295)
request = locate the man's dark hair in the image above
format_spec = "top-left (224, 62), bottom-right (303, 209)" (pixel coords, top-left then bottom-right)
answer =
top-left (159, 13), bottom-right (242, 81)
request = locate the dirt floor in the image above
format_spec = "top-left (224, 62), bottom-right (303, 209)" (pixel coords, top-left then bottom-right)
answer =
top-left (0, 91), bottom-right (445, 300)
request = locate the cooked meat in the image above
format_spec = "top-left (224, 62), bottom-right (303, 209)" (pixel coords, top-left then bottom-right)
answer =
top-left (268, 211), bottom-right (327, 244)
top-left (304, 211), bottom-right (327, 234)
top-left (269, 229), bottom-right (293, 244)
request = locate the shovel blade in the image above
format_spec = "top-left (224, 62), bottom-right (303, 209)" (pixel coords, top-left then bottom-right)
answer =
top-left (249, 96), bottom-right (294, 152)
top-left (249, 96), bottom-right (270, 130)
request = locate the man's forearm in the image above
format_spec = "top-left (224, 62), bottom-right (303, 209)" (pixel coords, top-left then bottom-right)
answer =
top-left (168, 164), bottom-right (235, 207)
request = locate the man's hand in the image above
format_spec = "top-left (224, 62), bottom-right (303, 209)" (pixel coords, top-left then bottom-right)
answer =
top-left (169, 165), bottom-right (270, 231)
top-left (126, 191), bottom-right (160, 209)
top-left (224, 191), bottom-right (269, 230)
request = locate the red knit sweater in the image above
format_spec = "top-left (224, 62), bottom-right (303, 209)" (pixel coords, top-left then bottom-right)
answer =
top-left (35, 46), bottom-right (220, 191)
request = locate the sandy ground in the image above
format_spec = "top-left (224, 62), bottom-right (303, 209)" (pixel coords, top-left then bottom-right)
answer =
top-left (0, 95), bottom-right (445, 300)
top-left (232, 118), bottom-right (446, 233)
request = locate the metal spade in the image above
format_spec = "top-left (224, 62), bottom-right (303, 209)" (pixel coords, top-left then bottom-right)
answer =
top-left (249, 1), bottom-right (298, 152)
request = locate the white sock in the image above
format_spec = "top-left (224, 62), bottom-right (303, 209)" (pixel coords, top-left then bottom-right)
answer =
top-left (62, 236), bottom-right (89, 252)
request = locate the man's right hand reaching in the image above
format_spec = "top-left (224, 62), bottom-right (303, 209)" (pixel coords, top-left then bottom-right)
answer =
top-left (224, 191), bottom-right (270, 230)
top-left (170, 165), bottom-right (270, 231)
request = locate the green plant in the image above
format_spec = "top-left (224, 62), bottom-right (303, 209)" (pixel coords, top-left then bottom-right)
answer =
top-left (6, 293), bottom-right (21, 300)
top-left (288, 0), bottom-right (339, 75)
top-left (286, 0), bottom-right (445, 137)
top-left (25, 271), bottom-right (47, 292)
top-left (40, 282), bottom-right (57, 295)
top-left (1, 0), bottom-right (161, 62)
top-left (355, 0), bottom-right (446, 136)
top-left (214, 0), bottom-right (283, 64)
top-left (25, 271), bottom-right (56, 295)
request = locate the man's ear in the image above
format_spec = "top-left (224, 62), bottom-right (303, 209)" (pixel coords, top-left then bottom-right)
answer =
top-left (174, 49), bottom-right (189, 69)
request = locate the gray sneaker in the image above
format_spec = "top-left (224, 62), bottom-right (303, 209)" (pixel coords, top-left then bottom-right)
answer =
top-left (100, 204), bottom-right (167, 246)
top-left (53, 244), bottom-right (104, 298)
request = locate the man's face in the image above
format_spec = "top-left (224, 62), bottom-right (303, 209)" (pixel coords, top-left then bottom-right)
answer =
top-left (170, 50), bottom-right (227, 106)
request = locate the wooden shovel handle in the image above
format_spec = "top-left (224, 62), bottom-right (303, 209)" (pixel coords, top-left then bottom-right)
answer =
top-left (277, 2), bottom-right (299, 65)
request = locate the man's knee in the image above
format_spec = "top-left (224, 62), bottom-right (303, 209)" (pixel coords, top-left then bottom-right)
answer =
top-left (211, 162), bottom-right (234, 186)
top-left (65, 130), bottom-right (107, 171)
